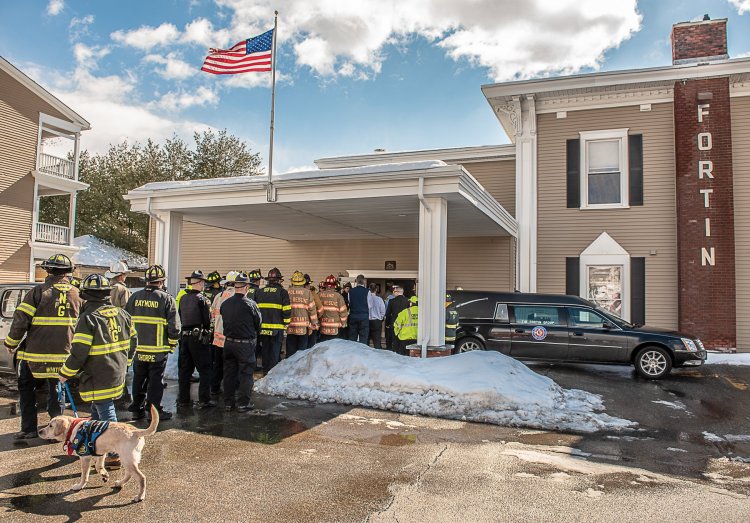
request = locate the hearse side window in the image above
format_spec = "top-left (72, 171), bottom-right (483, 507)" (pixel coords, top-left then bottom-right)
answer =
top-left (512, 305), bottom-right (564, 326)
top-left (494, 303), bottom-right (509, 322)
top-left (455, 297), bottom-right (493, 319)
top-left (1, 289), bottom-right (26, 318)
top-left (568, 307), bottom-right (609, 329)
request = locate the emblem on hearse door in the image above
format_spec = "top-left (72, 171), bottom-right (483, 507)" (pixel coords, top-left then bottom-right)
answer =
top-left (531, 326), bottom-right (548, 341)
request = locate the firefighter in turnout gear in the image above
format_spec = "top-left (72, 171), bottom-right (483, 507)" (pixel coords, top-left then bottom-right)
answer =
top-left (445, 293), bottom-right (459, 348)
top-left (318, 275), bottom-right (349, 342)
top-left (286, 271), bottom-right (319, 358)
top-left (59, 274), bottom-right (137, 425)
top-left (4, 254), bottom-right (81, 439)
top-left (204, 271), bottom-right (223, 303)
top-left (178, 270), bottom-right (214, 408)
top-left (256, 267), bottom-right (291, 374)
top-left (220, 272), bottom-right (261, 411)
top-left (394, 296), bottom-right (419, 355)
top-left (307, 274), bottom-right (322, 349)
top-left (105, 260), bottom-right (131, 308)
top-left (248, 269), bottom-right (263, 364)
top-left (125, 264), bottom-right (180, 421)
top-left (209, 271), bottom-right (238, 396)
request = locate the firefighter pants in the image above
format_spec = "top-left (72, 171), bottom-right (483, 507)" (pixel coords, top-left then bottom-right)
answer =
top-left (210, 345), bottom-right (223, 395)
top-left (307, 330), bottom-right (318, 349)
top-left (223, 340), bottom-right (255, 407)
top-left (18, 361), bottom-right (62, 434)
top-left (368, 319), bottom-right (383, 349)
top-left (285, 334), bottom-right (308, 359)
top-left (261, 331), bottom-right (283, 374)
top-left (385, 324), bottom-right (394, 351)
top-left (131, 357), bottom-right (167, 412)
top-left (179, 336), bottom-right (211, 404)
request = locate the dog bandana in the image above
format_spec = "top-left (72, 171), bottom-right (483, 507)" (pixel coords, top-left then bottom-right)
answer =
top-left (63, 419), bottom-right (110, 457)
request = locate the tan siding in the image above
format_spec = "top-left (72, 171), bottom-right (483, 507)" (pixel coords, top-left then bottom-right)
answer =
top-left (179, 221), bottom-right (512, 291)
top-left (732, 96), bottom-right (750, 352)
top-left (536, 103), bottom-right (678, 328)
top-left (0, 69), bottom-right (37, 282)
top-left (460, 160), bottom-right (516, 216)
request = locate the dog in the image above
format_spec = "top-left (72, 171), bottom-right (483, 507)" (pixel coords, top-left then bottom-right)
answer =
top-left (40, 405), bottom-right (159, 502)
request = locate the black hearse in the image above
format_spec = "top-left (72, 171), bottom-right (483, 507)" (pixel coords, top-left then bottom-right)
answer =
top-left (452, 291), bottom-right (706, 379)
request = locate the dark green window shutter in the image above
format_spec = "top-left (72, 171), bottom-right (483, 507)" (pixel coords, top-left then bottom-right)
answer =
top-left (566, 257), bottom-right (580, 296)
top-left (628, 134), bottom-right (644, 206)
top-left (631, 257), bottom-right (646, 326)
top-left (567, 139), bottom-right (580, 208)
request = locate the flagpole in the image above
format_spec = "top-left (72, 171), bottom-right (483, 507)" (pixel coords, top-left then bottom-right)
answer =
top-left (267, 10), bottom-right (279, 202)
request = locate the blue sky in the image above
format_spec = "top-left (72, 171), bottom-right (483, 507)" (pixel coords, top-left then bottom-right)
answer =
top-left (1, 0), bottom-right (749, 173)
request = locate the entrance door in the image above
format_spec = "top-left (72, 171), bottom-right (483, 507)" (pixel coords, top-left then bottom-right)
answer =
top-left (509, 304), bottom-right (569, 360)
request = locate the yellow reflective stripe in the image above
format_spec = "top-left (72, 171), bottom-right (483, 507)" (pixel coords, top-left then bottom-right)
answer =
top-left (32, 317), bottom-right (76, 326)
top-left (32, 372), bottom-right (61, 379)
top-left (4, 335), bottom-right (21, 347)
top-left (130, 327), bottom-right (138, 338)
top-left (17, 303), bottom-right (37, 316)
top-left (282, 305), bottom-right (292, 311)
top-left (17, 351), bottom-right (69, 362)
top-left (260, 323), bottom-right (286, 329)
top-left (167, 338), bottom-right (179, 345)
top-left (60, 364), bottom-right (78, 377)
top-left (72, 333), bottom-right (93, 345)
top-left (446, 324), bottom-right (458, 329)
top-left (132, 316), bottom-right (167, 325)
top-left (79, 383), bottom-right (125, 402)
top-left (89, 340), bottom-right (131, 355)
top-left (258, 303), bottom-right (283, 310)
top-left (136, 346), bottom-right (170, 353)
top-left (283, 318), bottom-right (290, 324)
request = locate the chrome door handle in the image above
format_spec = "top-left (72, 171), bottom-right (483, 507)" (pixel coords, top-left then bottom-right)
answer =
top-left (514, 329), bottom-right (525, 334)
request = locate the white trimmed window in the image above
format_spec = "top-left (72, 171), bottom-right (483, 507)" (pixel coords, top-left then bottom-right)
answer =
top-left (579, 129), bottom-right (629, 209)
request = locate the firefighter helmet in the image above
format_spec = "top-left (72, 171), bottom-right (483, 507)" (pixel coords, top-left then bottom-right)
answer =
top-left (233, 272), bottom-right (250, 286)
top-left (221, 270), bottom-right (239, 285)
top-left (445, 292), bottom-right (453, 304)
top-left (104, 260), bottom-right (130, 278)
top-left (40, 254), bottom-right (74, 272)
top-left (69, 276), bottom-right (81, 288)
top-left (304, 273), bottom-right (312, 285)
top-left (206, 270), bottom-right (222, 284)
top-left (248, 269), bottom-right (262, 281)
top-left (145, 264), bottom-right (166, 283)
top-left (291, 270), bottom-right (306, 286)
top-left (81, 273), bottom-right (112, 292)
top-left (267, 267), bottom-right (283, 281)
top-left (323, 274), bottom-right (337, 288)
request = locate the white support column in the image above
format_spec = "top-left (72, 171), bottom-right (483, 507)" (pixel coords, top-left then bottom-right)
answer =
top-left (514, 95), bottom-right (538, 292)
top-left (68, 193), bottom-right (77, 245)
top-left (159, 212), bottom-right (183, 296)
top-left (417, 196), bottom-right (447, 357)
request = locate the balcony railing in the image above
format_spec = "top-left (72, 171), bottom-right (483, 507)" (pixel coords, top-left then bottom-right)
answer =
top-left (37, 153), bottom-right (75, 180)
top-left (35, 222), bottom-right (70, 245)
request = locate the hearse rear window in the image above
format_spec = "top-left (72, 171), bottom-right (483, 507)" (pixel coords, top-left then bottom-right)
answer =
top-left (455, 297), bottom-right (493, 319)
top-left (512, 305), bottom-right (563, 326)
top-left (494, 303), bottom-right (509, 322)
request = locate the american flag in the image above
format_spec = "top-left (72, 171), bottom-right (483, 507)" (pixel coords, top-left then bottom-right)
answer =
top-left (201, 29), bottom-right (274, 75)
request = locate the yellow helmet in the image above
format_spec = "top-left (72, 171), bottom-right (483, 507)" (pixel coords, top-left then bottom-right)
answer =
top-left (291, 270), bottom-right (306, 286)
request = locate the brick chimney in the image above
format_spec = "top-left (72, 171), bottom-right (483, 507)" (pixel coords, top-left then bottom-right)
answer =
top-left (671, 16), bottom-right (728, 64)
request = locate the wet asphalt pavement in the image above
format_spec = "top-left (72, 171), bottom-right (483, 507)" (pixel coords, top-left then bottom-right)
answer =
top-left (1, 361), bottom-right (749, 522)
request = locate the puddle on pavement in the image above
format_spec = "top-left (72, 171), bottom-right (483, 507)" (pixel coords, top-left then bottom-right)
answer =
top-left (172, 413), bottom-right (308, 444)
top-left (699, 398), bottom-right (734, 420)
top-left (518, 432), bottom-right (583, 447)
top-left (379, 433), bottom-right (417, 446)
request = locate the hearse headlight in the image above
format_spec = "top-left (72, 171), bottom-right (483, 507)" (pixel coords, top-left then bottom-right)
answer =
top-left (681, 338), bottom-right (697, 352)
top-left (695, 339), bottom-right (705, 351)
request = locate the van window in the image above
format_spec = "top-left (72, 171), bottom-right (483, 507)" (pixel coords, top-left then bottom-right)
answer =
top-left (1, 289), bottom-right (27, 318)
top-left (512, 305), bottom-right (564, 326)
top-left (494, 303), bottom-right (509, 322)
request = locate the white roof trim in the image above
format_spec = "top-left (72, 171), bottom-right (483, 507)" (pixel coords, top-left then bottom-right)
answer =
top-left (482, 57), bottom-right (750, 100)
top-left (314, 144), bottom-right (515, 169)
top-left (580, 232), bottom-right (630, 257)
top-left (0, 56), bottom-right (90, 130)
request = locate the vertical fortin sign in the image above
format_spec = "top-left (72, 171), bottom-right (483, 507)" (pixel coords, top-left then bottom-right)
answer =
top-left (697, 103), bottom-right (715, 266)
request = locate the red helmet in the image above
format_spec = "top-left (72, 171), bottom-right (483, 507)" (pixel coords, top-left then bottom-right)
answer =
top-left (267, 267), bottom-right (283, 281)
top-left (323, 274), bottom-right (337, 288)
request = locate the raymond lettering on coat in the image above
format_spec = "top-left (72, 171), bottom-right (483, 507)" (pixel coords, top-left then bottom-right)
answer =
top-left (39, 405), bottom-right (159, 502)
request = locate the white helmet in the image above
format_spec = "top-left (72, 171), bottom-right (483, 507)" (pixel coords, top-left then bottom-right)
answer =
top-left (104, 260), bottom-right (130, 279)
top-left (221, 270), bottom-right (240, 285)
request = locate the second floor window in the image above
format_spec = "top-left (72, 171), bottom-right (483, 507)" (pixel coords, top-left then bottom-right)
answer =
top-left (580, 129), bottom-right (629, 209)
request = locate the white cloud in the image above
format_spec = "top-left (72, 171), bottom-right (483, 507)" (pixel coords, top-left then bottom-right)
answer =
top-left (144, 53), bottom-right (195, 80)
top-left (111, 23), bottom-right (180, 51)
top-left (728, 1), bottom-right (750, 14)
top-left (69, 15), bottom-right (95, 40)
top-left (182, 18), bottom-right (232, 48)
top-left (73, 43), bottom-right (110, 68)
top-left (215, 0), bottom-right (642, 81)
top-left (155, 86), bottom-right (219, 111)
top-left (46, 0), bottom-right (64, 16)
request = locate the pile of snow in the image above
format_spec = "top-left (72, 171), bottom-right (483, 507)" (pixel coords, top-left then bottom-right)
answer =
top-left (256, 339), bottom-right (635, 433)
top-left (72, 235), bottom-right (148, 269)
top-left (705, 352), bottom-right (750, 366)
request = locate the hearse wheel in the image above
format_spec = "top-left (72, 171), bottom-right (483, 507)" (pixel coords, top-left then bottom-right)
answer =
top-left (634, 346), bottom-right (672, 380)
top-left (455, 337), bottom-right (485, 355)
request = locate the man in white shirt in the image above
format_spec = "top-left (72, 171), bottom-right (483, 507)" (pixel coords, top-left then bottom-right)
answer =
top-left (367, 283), bottom-right (386, 349)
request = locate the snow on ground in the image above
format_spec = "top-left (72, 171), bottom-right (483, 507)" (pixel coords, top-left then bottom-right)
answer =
top-left (72, 235), bottom-right (148, 269)
top-left (705, 352), bottom-right (750, 366)
top-left (255, 339), bottom-right (635, 433)
top-left (651, 400), bottom-right (688, 411)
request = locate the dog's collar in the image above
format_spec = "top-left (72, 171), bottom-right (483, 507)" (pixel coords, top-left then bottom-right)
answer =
top-left (63, 418), bottom-right (85, 456)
